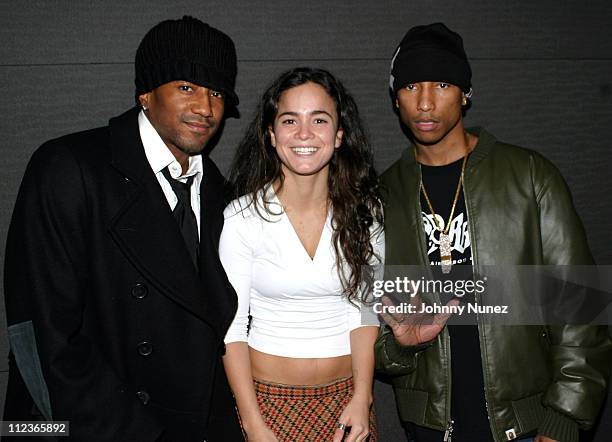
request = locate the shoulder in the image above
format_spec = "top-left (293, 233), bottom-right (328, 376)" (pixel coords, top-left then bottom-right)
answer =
top-left (479, 130), bottom-right (565, 193)
top-left (475, 127), bottom-right (557, 170)
top-left (223, 194), bottom-right (258, 220)
top-left (474, 129), bottom-right (573, 210)
top-left (223, 190), bottom-right (282, 222)
top-left (380, 150), bottom-right (412, 183)
top-left (34, 126), bottom-right (108, 160)
top-left (380, 149), bottom-right (414, 198)
top-left (24, 126), bottom-right (110, 186)
top-left (380, 149), bottom-right (418, 209)
top-left (220, 194), bottom-right (269, 252)
top-left (12, 128), bottom-right (113, 221)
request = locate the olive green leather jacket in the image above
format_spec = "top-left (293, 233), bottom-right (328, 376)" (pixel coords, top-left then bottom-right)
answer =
top-left (375, 128), bottom-right (611, 442)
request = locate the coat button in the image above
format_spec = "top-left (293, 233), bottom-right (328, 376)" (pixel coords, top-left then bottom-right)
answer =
top-left (136, 390), bottom-right (150, 405)
top-left (131, 283), bottom-right (148, 299)
top-left (137, 341), bottom-right (153, 356)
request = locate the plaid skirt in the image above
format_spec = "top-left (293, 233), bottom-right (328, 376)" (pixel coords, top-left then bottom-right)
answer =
top-left (245, 377), bottom-right (377, 442)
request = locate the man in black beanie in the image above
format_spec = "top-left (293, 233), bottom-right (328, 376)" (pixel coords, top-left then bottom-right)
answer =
top-left (3, 16), bottom-right (243, 441)
top-left (375, 23), bottom-right (611, 442)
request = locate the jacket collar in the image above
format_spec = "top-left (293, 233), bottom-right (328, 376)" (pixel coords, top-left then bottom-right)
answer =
top-left (109, 107), bottom-right (151, 184)
top-left (465, 127), bottom-right (495, 170)
top-left (399, 127), bottom-right (496, 171)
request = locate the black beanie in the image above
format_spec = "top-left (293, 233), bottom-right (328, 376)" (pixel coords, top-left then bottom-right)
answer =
top-left (135, 16), bottom-right (239, 107)
top-left (389, 23), bottom-right (472, 94)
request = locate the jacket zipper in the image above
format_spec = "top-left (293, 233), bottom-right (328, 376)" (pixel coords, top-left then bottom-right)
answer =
top-left (462, 163), bottom-right (499, 442)
top-left (445, 327), bottom-right (453, 432)
top-left (444, 419), bottom-right (455, 441)
top-left (418, 163), bottom-right (453, 433)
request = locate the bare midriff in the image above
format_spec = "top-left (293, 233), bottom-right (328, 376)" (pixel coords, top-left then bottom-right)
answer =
top-left (249, 347), bottom-right (352, 385)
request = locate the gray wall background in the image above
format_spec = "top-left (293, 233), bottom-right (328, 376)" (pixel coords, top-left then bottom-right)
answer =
top-left (1, 0), bottom-right (611, 440)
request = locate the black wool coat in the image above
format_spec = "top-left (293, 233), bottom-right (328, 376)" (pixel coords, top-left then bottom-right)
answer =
top-left (3, 107), bottom-right (242, 441)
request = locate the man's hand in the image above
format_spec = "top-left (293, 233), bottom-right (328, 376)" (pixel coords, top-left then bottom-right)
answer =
top-left (378, 294), bottom-right (459, 346)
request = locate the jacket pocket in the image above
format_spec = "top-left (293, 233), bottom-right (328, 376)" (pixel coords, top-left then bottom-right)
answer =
top-left (394, 387), bottom-right (429, 425)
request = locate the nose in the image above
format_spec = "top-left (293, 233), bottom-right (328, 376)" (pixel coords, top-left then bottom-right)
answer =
top-left (417, 87), bottom-right (434, 112)
top-left (296, 122), bottom-right (314, 140)
top-left (191, 89), bottom-right (213, 117)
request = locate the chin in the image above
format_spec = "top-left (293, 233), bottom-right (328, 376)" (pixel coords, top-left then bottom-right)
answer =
top-left (412, 134), bottom-right (444, 147)
top-left (178, 138), bottom-right (211, 155)
top-left (293, 166), bottom-right (328, 177)
top-left (177, 145), bottom-right (204, 156)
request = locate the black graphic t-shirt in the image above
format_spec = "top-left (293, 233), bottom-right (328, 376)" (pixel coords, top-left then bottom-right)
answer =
top-left (409, 157), bottom-right (494, 442)
top-left (420, 159), bottom-right (471, 268)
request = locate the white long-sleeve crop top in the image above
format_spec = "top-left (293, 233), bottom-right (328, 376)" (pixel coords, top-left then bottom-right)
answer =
top-left (220, 188), bottom-right (384, 358)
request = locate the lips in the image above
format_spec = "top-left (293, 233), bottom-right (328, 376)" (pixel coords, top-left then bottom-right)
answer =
top-left (291, 146), bottom-right (319, 155)
top-left (184, 121), bottom-right (214, 134)
top-left (414, 120), bottom-right (439, 132)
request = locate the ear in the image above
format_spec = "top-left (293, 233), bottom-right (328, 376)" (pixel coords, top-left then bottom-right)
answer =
top-left (334, 127), bottom-right (344, 149)
top-left (138, 92), bottom-right (151, 110)
top-left (268, 126), bottom-right (277, 148)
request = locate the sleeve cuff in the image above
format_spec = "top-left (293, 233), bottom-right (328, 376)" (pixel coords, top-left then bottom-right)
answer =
top-left (539, 407), bottom-right (579, 442)
top-left (383, 327), bottom-right (432, 362)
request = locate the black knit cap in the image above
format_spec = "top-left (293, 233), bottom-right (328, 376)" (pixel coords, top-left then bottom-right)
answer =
top-left (390, 22), bottom-right (472, 94)
top-left (135, 16), bottom-right (239, 107)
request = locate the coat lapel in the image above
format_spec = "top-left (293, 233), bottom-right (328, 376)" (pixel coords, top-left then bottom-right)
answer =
top-left (198, 158), bottom-right (238, 335)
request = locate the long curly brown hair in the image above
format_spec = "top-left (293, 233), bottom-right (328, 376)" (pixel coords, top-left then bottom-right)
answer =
top-left (228, 67), bottom-right (383, 302)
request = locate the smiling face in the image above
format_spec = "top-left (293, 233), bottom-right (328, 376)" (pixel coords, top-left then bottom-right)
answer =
top-left (269, 82), bottom-right (343, 178)
top-left (396, 81), bottom-right (466, 148)
top-left (138, 80), bottom-right (225, 162)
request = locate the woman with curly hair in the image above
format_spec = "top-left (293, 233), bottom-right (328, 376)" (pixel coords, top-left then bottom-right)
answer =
top-left (220, 67), bottom-right (384, 442)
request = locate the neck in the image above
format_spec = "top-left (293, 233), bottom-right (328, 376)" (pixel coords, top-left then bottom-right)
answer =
top-left (144, 110), bottom-right (192, 175)
top-left (274, 168), bottom-right (329, 212)
top-left (415, 122), bottom-right (477, 166)
top-left (167, 146), bottom-right (190, 175)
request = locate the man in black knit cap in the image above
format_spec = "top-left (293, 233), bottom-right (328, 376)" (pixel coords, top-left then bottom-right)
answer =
top-left (4, 16), bottom-right (243, 441)
top-left (375, 23), bottom-right (611, 442)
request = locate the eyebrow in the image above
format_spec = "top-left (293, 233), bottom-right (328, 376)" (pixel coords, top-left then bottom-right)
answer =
top-left (276, 110), bottom-right (334, 119)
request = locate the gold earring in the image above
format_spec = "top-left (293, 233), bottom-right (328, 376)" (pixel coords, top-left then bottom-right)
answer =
top-left (462, 97), bottom-right (467, 106)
